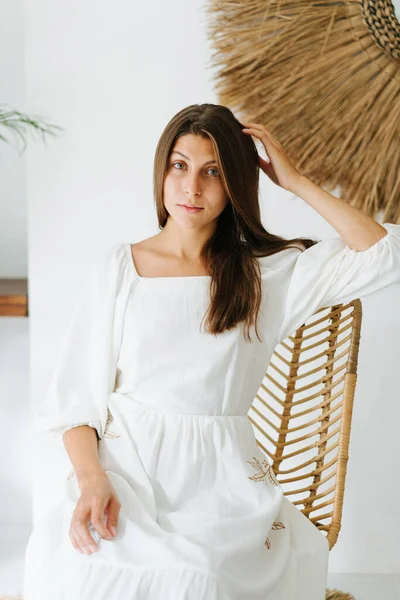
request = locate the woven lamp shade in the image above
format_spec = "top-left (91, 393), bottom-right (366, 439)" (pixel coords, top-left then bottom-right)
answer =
top-left (205, 0), bottom-right (400, 223)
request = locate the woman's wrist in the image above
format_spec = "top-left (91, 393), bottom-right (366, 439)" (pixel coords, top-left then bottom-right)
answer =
top-left (77, 468), bottom-right (108, 491)
top-left (63, 424), bottom-right (105, 491)
top-left (286, 173), bottom-right (310, 197)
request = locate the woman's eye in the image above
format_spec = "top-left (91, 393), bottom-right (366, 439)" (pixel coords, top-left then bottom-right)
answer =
top-left (171, 162), bottom-right (219, 177)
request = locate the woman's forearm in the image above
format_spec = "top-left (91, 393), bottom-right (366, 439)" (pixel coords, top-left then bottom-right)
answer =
top-left (63, 426), bottom-right (105, 488)
top-left (241, 123), bottom-right (389, 251)
top-left (289, 175), bottom-right (388, 251)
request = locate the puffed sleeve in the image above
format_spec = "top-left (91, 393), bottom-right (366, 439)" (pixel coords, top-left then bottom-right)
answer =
top-left (34, 243), bottom-right (135, 447)
top-left (277, 223), bottom-right (400, 342)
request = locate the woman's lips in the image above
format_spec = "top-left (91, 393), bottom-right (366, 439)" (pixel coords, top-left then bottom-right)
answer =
top-left (178, 204), bottom-right (204, 214)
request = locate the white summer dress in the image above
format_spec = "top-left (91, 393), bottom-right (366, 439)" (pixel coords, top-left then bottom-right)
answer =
top-left (24, 223), bottom-right (400, 600)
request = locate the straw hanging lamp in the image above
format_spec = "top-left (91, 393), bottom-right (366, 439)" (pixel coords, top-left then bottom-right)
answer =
top-left (205, 0), bottom-right (400, 223)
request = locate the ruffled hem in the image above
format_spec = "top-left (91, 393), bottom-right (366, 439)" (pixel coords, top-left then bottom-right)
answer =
top-left (24, 559), bottom-right (225, 600)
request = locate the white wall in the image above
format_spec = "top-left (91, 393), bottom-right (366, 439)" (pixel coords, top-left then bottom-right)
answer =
top-left (0, 0), bottom-right (32, 533)
top-left (1, 0), bottom-right (398, 577)
top-left (0, 0), bottom-right (27, 276)
top-left (0, 318), bottom-right (31, 523)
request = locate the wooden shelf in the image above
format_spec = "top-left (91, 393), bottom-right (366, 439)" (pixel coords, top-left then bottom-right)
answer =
top-left (0, 278), bottom-right (28, 316)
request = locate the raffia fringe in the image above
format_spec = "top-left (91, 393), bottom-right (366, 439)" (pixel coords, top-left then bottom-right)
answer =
top-left (205, 0), bottom-right (400, 223)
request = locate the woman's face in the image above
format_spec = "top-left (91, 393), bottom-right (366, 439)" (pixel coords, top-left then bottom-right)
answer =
top-left (163, 133), bottom-right (229, 230)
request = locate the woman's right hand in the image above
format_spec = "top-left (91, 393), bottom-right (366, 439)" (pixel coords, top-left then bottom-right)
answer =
top-left (69, 471), bottom-right (121, 555)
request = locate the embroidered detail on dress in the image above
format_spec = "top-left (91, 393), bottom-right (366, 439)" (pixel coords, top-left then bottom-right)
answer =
top-left (247, 457), bottom-right (284, 550)
top-left (264, 522), bottom-right (286, 550)
top-left (103, 407), bottom-right (121, 439)
top-left (67, 468), bottom-right (76, 480)
top-left (247, 456), bottom-right (279, 486)
top-left (272, 521), bottom-right (285, 530)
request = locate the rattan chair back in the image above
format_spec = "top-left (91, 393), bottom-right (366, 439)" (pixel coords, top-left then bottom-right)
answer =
top-left (248, 300), bottom-right (362, 550)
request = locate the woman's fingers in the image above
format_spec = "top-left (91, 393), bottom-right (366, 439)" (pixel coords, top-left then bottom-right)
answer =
top-left (242, 121), bottom-right (300, 190)
top-left (68, 475), bottom-right (121, 554)
top-left (242, 123), bottom-right (284, 151)
top-left (69, 504), bottom-right (94, 554)
top-left (242, 122), bottom-right (270, 140)
top-left (68, 530), bottom-right (84, 554)
top-left (242, 126), bottom-right (273, 162)
top-left (90, 497), bottom-right (114, 542)
top-left (75, 519), bottom-right (99, 553)
top-left (69, 518), bottom-right (95, 555)
top-left (105, 496), bottom-right (121, 537)
top-left (70, 500), bottom-right (111, 555)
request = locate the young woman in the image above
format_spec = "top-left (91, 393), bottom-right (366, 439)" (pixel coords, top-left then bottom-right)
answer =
top-left (24, 103), bottom-right (400, 599)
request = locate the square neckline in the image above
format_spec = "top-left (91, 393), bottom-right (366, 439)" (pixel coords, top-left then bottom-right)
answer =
top-left (125, 243), bottom-right (212, 280)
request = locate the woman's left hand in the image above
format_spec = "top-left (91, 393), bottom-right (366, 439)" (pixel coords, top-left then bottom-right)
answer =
top-left (242, 122), bottom-right (303, 192)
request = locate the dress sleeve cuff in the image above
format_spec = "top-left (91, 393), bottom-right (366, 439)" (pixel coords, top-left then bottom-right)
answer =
top-left (61, 422), bottom-right (101, 440)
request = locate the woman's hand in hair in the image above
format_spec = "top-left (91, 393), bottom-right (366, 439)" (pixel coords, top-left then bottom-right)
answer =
top-left (241, 122), bottom-right (303, 192)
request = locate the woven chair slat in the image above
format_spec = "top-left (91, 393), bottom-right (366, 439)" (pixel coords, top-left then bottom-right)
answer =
top-left (272, 433), bottom-right (340, 463)
top-left (264, 362), bottom-right (346, 398)
top-left (273, 330), bottom-right (352, 369)
top-left (269, 345), bottom-right (349, 381)
top-left (293, 467), bottom-right (337, 491)
top-left (249, 302), bottom-right (361, 550)
top-left (251, 399), bottom-right (340, 439)
top-left (249, 396), bottom-right (343, 438)
top-left (288, 481), bottom-right (336, 501)
top-left (247, 415), bottom-right (277, 446)
top-left (301, 498), bottom-right (335, 516)
top-left (285, 302), bottom-right (353, 338)
top-left (259, 377), bottom-right (345, 409)
top-left (290, 303), bottom-right (353, 333)
top-left (262, 411), bottom-right (342, 446)
top-left (248, 404), bottom-right (281, 432)
top-left (309, 511), bottom-right (334, 523)
top-left (314, 524), bottom-right (330, 532)
top-left (257, 383), bottom-right (286, 406)
top-left (290, 314), bottom-right (354, 344)
top-left (253, 437), bottom-right (273, 461)
top-left (286, 305), bottom-right (352, 336)
top-left (275, 448), bottom-right (339, 479)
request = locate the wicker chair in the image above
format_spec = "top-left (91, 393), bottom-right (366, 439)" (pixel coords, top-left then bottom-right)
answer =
top-left (248, 299), bottom-right (362, 551)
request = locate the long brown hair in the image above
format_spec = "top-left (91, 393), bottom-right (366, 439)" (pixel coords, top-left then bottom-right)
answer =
top-left (153, 103), bottom-right (318, 342)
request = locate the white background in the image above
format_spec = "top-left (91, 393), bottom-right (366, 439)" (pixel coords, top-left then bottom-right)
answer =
top-left (1, 0), bottom-right (399, 584)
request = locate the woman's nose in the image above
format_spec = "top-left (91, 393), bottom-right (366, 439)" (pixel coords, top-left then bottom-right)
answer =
top-left (184, 174), bottom-right (202, 196)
